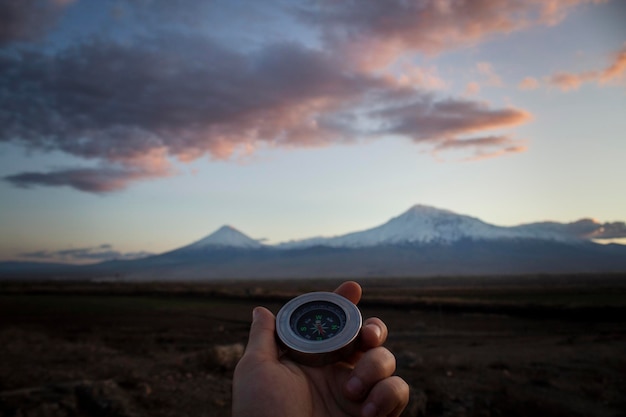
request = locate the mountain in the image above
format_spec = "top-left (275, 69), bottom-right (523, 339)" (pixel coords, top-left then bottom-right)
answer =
top-left (175, 225), bottom-right (264, 251)
top-left (280, 205), bottom-right (582, 248)
top-left (2, 205), bottom-right (625, 280)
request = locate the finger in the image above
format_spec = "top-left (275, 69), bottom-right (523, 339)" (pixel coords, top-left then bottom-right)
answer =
top-left (334, 281), bottom-right (362, 305)
top-left (344, 347), bottom-right (396, 401)
top-left (360, 376), bottom-right (410, 417)
top-left (359, 317), bottom-right (388, 350)
top-left (242, 306), bottom-right (278, 362)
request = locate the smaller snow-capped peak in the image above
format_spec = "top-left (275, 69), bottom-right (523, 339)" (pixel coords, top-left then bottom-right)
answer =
top-left (185, 225), bottom-right (263, 249)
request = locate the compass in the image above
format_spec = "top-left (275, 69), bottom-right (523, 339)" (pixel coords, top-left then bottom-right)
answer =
top-left (276, 291), bottom-right (362, 366)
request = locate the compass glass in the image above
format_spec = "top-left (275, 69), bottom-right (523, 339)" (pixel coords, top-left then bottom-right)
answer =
top-left (290, 301), bottom-right (346, 341)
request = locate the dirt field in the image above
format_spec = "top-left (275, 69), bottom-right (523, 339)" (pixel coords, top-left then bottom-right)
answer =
top-left (1, 275), bottom-right (625, 417)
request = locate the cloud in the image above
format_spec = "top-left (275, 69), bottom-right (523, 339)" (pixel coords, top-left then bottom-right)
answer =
top-left (518, 77), bottom-right (540, 90)
top-left (4, 164), bottom-right (170, 193)
top-left (548, 71), bottom-right (595, 91)
top-left (297, 0), bottom-right (606, 67)
top-left (589, 221), bottom-right (626, 239)
top-left (21, 244), bottom-right (153, 263)
top-left (392, 63), bottom-right (448, 90)
top-left (553, 218), bottom-right (626, 240)
top-left (0, 30), bottom-right (534, 192)
top-left (371, 97), bottom-right (532, 142)
top-left (366, 97), bottom-right (531, 160)
top-left (6, 0), bottom-right (561, 192)
top-left (432, 135), bottom-right (528, 162)
top-left (1, 36), bottom-right (379, 191)
top-left (476, 62), bottom-right (503, 87)
top-left (463, 63), bottom-right (502, 96)
top-left (600, 45), bottom-right (626, 83)
top-left (464, 82), bottom-right (481, 96)
top-left (0, 0), bottom-right (74, 45)
top-left (546, 44), bottom-right (626, 91)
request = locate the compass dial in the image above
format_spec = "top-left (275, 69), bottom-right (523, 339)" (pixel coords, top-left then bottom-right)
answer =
top-left (276, 291), bottom-right (362, 366)
top-left (291, 301), bottom-right (346, 341)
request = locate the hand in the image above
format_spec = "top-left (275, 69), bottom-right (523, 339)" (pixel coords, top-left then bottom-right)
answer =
top-left (232, 281), bottom-right (409, 417)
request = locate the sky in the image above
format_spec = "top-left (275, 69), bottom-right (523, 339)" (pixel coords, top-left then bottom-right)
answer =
top-left (1, 0), bottom-right (625, 264)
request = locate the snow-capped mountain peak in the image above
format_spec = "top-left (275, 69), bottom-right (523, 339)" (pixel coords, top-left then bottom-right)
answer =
top-left (403, 204), bottom-right (456, 217)
top-left (279, 204), bottom-right (586, 249)
top-left (332, 205), bottom-right (512, 246)
top-left (184, 225), bottom-right (263, 249)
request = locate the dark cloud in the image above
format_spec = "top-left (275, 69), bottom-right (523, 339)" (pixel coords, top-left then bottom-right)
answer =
top-left (21, 244), bottom-right (153, 263)
top-left (432, 135), bottom-right (527, 161)
top-left (1, 13), bottom-right (534, 192)
top-left (1, 36), bottom-right (375, 155)
top-left (4, 165), bottom-right (168, 193)
top-left (591, 221), bottom-right (626, 239)
top-left (435, 135), bottom-right (516, 150)
top-left (528, 219), bottom-right (626, 240)
top-left (563, 219), bottom-right (626, 240)
top-left (370, 97), bottom-right (531, 142)
top-left (0, 0), bottom-right (74, 46)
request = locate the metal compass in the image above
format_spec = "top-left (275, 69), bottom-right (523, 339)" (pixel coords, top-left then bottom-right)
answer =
top-left (276, 291), bottom-right (362, 366)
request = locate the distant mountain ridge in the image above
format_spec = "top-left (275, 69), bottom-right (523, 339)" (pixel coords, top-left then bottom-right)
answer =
top-left (172, 205), bottom-right (606, 253)
top-left (2, 204), bottom-right (625, 280)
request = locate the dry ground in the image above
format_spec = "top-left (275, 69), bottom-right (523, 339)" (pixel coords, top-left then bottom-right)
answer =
top-left (1, 275), bottom-right (625, 417)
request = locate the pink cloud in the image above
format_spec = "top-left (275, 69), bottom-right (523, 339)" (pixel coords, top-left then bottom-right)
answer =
top-left (518, 77), bottom-right (540, 90)
top-left (369, 98), bottom-right (531, 160)
top-left (547, 44), bottom-right (626, 91)
top-left (600, 44), bottom-right (626, 83)
top-left (464, 82), bottom-right (481, 96)
top-left (476, 62), bottom-right (503, 87)
top-left (392, 63), bottom-right (448, 90)
top-left (299, 0), bottom-right (606, 68)
top-left (372, 98), bottom-right (532, 141)
top-left (548, 71), bottom-right (594, 91)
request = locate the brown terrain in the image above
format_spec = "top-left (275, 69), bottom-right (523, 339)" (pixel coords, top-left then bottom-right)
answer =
top-left (1, 275), bottom-right (625, 417)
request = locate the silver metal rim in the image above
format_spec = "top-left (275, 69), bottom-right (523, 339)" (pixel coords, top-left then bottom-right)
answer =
top-left (276, 291), bottom-right (362, 355)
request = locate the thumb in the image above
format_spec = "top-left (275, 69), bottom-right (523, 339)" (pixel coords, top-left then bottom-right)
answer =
top-left (243, 306), bottom-right (279, 361)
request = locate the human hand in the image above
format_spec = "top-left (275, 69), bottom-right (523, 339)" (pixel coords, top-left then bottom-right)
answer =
top-left (232, 281), bottom-right (409, 417)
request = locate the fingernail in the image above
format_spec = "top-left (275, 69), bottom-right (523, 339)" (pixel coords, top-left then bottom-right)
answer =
top-left (362, 402), bottom-right (378, 417)
top-left (346, 376), bottom-right (364, 396)
top-left (367, 323), bottom-right (382, 339)
top-left (252, 307), bottom-right (261, 321)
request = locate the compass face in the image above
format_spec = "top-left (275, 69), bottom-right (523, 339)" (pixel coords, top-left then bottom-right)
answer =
top-left (291, 301), bottom-right (346, 341)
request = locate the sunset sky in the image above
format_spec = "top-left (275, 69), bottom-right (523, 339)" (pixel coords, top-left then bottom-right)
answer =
top-left (1, 0), bottom-right (625, 263)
